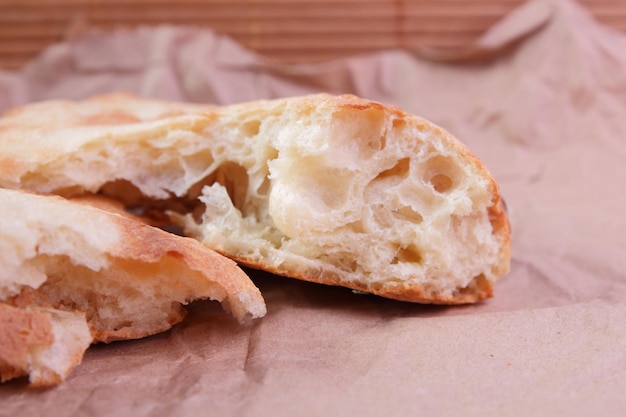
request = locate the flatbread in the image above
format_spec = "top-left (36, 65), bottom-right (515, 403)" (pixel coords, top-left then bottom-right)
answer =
top-left (0, 188), bottom-right (266, 384)
top-left (0, 93), bottom-right (510, 304)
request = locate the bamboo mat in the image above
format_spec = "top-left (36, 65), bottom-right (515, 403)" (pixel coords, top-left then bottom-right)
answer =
top-left (0, 0), bottom-right (623, 70)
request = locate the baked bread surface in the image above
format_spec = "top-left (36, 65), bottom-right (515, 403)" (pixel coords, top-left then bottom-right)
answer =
top-left (0, 93), bottom-right (511, 304)
top-left (0, 188), bottom-right (266, 344)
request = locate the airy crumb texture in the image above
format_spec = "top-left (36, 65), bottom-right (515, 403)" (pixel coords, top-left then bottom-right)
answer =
top-left (0, 303), bottom-right (91, 387)
top-left (0, 93), bottom-right (511, 304)
top-left (0, 189), bottom-right (266, 346)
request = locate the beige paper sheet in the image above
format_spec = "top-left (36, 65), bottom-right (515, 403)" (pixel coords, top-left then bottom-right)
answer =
top-left (1, 0), bottom-right (625, 415)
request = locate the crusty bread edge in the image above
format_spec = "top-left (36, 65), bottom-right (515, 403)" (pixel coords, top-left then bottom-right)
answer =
top-left (210, 95), bottom-right (512, 304)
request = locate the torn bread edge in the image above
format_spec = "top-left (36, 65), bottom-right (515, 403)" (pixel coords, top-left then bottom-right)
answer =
top-left (0, 189), bottom-right (266, 386)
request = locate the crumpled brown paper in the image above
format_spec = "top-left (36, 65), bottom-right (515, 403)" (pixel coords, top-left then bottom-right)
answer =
top-left (1, 0), bottom-right (625, 415)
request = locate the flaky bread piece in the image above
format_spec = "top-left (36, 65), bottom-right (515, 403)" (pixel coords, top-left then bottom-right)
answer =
top-left (0, 188), bottom-right (266, 344)
top-left (0, 94), bottom-right (510, 303)
top-left (0, 303), bottom-right (91, 386)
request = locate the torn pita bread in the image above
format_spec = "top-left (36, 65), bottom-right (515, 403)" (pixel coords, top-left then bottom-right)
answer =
top-left (0, 188), bottom-right (266, 385)
top-left (0, 93), bottom-right (510, 304)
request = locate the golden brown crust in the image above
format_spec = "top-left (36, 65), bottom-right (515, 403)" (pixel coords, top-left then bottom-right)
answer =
top-left (487, 193), bottom-right (512, 277)
top-left (224, 253), bottom-right (495, 304)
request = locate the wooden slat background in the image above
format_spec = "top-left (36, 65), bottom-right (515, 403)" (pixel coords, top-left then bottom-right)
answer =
top-left (0, 0), bottom-right (623, 70)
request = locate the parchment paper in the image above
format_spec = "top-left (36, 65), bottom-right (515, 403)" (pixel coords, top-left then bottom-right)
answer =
top-left (1, 0), bottom-right (625, 416)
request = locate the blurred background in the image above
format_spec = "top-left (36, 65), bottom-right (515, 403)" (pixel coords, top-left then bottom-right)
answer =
top-left (0, 0), bottom-right (622, 70)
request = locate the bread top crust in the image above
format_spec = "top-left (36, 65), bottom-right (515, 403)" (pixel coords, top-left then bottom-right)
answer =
top-left (0, 93), bottom-right (511, 304)
top-left (0, 93), bottom-right (214, 194)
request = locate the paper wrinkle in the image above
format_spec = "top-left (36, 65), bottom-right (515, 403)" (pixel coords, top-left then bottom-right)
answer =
top-left (241, 319), bottom-right (268, 385)
top-left (1, 0), bottom-right (626, 415)
top-left (412, 0), bottom-right (554, 63)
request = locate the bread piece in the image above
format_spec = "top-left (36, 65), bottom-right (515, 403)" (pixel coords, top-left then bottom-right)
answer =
top-left (0, 188), bottom-right (266, 344)
top-left (0, 93), bottom-right (510, 303)
top-left (0, 303), bottom-right (91, 386)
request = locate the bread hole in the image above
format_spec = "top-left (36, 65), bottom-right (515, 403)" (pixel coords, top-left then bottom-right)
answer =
top-left (100, 179), bottom-right (151, 207)
top-left (98, 179), bottom-right (206, 225)
top-left (423, 155), bottom-right (459, 194)
top-left (209, 161), bottom-right (249, 213)
top-left (345, 220), bottom-right (365, 233)
top-left (370, 204), bottom-right (392, 229)
top-left (242, 119), bottom-right (261, 137)
top-left (391, 244), bottom-right (423, 265)
top-left (473, 274), bottom-right (490, 292)
top-left (392, 206), bottom-right (423, 224)
top-left (392, 118), bottom-right (406, 130)
top-left (318, 251), bottom-right (360, 273)
top-left (459, 273), bottom-right (491, 297)
top-left (336, 258), bottom-right (360, 273)
top-left (374, 158), bottom-right (411, 182)
top-left (98, 159), bottom-right (249, 225)
top-left (257, 177), bottom-right (271, 198)
top-left (113, 320), bottom-right (133, 331)
top-left (429, 174), bottom-right (453, 193)
top-left (181, 149), bottom-right (215, 175)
